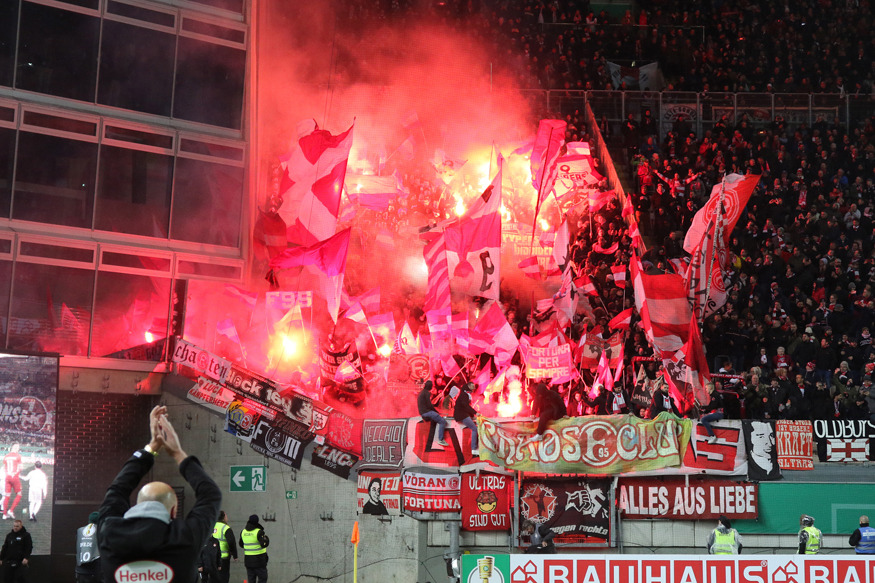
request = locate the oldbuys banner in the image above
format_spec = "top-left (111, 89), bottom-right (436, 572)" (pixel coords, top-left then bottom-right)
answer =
top-left (462, 554), bottom-right (875, 583)
top-left (461, 472), bottom-right (511, 531)
top-left (402, 471), bottom-right (461, 513)
top-left (813, 420), bottom-right (875, 462)
top-left (776, 420), bottom-right (813, 470)
top-left (478, 413), bottom-right (691, 474)
top-left (519, 477), bottom-right (611, 543)
top-left (618, 478), bottom-right (758, 520)
top-left (357, 471), bottom-right (401, 516)
top-left (360, 419), bottom-right (407, 470)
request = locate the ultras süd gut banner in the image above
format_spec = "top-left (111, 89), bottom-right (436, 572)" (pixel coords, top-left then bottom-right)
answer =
top-left (476, 412), bottom-right (691, 474)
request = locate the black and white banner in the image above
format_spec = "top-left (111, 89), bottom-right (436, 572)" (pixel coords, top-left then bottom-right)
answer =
top-left (812, 420), bottom-right (875, 462)
top-left (249, 418), bottom-right (311, 469)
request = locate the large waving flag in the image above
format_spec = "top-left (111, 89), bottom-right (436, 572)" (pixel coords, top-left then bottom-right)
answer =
top-left (279, 120), bottom-right (354, 247)
top-left (683, 173), bottom-right (760, 253)
top-left (631, 250), bottom-right (691, 357)
top-left (443, 157), bottom-right (503, 300)
top-left (269, 228), bottom-right (351, 322)
top-left (685, 217), bottom-right (729, 322)
top-left (553, 152), bottom-right (603, 201)
top-left (422, 230), bottom-right (452, 312)
top-left (531, 119), bottom-right (566, 230)
top-left (344, 175), bottom-right (398, 211)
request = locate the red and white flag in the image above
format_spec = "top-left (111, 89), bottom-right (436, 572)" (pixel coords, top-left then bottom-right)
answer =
top-left (432, 149), bottom-right (466, 185)
top-left (345, 175), bottom-right (398, 210)
top-left (685, 217), bottom-right (729, 321)
top-left (631, 250), bottom-right (691, 357)
top-left (662, 313), bottom-right (712, 408)
top-left (398, 322), bottom-right (421, 355)
top-left (552, 219), bottom-right (571, 273)
top-left (683, 173), bottom-right (760, 253)
top-left (610, 265), bottom-right (627, 288)
top-left (369, 313), bottom-right (396, 351)
top-left (608, 308), bottom-right (633, 331)
top-left (225, 285), bottom-right (258, 308)
top-left (334, 360), bottom-right (361, 383)
top-left (565, 141), bottom-right (591, 156)
top-left (826, 439), bottom-right (869, 462)
top-left (279, 120), bottom-right (354, 247)
top-left (452, 311), bottom-right (470, 353)
top-left (518, 256), bottom-right (542, 280)
top-left (588, 189), bottom-right (616, 213)
top-left (575, 274), bottom-right (599, 297)
top-left (351, 287), bottom-right (381, 316)
top-left (342, 302), bottom-right (367, 325)
top-left (269, 228), bottom-right (351, 322)
top-left (553, 154), bottom-right (602, 201)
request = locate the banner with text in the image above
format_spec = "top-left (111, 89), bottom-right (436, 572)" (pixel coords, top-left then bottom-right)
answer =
top-left (310, 443), bottom-right (358, 480)
top-left (402, 471), bottom-right (461, 513)
top-left (519, 477), bottom-right (611, 544)
top-left (776, 420), bottom-right (814, 470)
top-left (357, 471), bottom-right (401, 516)
top-left (360, 419), bottom-right (407, 470)
top-left (525, 344), bottom-right (573, 379)
top-left (478, 413), bottom-right (691, 474)
top-left (618, 478), bottom-right (758, 520)
top-left (249, 418), bottom-right (311, 469)
top-left (462, 554), bottom-right (875, 583)
top-left (461, 472), bottom-right (512, 531)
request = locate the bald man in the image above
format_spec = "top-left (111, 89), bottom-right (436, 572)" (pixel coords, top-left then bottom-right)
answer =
top-left (97, 406), bottom-right (221, 583)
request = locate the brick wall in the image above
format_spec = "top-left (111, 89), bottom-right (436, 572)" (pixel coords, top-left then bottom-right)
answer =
top-left (49, 390), bottom-right (157, 583)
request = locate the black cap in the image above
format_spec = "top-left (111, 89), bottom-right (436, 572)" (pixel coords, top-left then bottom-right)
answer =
top-left (248, 514), bottom-right (259, 524)
top-left (719, 515), bottom-right (731, 528)
top-left (88, 511), bottom-right (100, 524)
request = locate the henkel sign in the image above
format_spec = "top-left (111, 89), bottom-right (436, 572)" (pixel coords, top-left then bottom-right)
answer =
top-left (114, 560), bottom-right (173, 582)
top-left (461, 555), bottom-right (875, 583)
top-left (617, 478), bottom-right (758, 519)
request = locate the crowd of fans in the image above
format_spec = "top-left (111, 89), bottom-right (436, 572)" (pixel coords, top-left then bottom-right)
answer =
top-left (318, 0), bottom-right (875, 426)
top-left (342, 0), bottom-right (875, 97)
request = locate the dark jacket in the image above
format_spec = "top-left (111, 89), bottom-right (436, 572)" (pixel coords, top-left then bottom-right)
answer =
top-left (0, 525), bottom-right (33, 564)
top-left (417, 386), bottom-right (439, 416)
top-left (533, 384), bottom-right (566, 419)
top-left (239, 520), bottom-right (270, 569)
top-left (524, 523), bottom-right (557, 554)
top-left (453, 389), bottom-right (477, 422)
top-left (97, 450), bottom-right (222, 583)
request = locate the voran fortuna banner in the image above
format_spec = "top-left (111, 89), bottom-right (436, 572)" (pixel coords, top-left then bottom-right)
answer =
top-left (476, 412), bottom-right (691, 474)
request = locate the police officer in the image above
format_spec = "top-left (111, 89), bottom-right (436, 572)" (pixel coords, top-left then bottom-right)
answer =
top-left (849, 515), bottom-right (875, 554)
top-left (239, 514), bottom-right (269, 583)
top-left (706, 515), bottom-right (743, 554)
top-left (75, 512), bottom-right (102, 583)
top-left (212, 511), bottom-right (238, 583)
top-left (798, 515), bottom-right (823, 554)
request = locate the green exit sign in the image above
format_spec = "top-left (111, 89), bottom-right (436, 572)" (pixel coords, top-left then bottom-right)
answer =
top-left (230, 465), bottom-right (266, 492)
top-left (285, 490), bottom-right (297, 500)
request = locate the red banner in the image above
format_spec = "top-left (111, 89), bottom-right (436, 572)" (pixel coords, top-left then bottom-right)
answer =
top-left (402, 471), bottom-right (461, 513)
top-left (618, 478), bottom-right (758, 519)
top-left (525, 344), bottom-right (572, 379)
top-left (776, 420), bottom-right (814, 470)
top-left (461, 472), bottom-right (511, 531)
top-left (357, 471), bottom-right (401, 516)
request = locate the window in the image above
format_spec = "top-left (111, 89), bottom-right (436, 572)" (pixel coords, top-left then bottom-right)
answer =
top-left (98, 20), bottom-right (175, 116)
top-left (13, 132), bottom-right (97, 228)
top-left (0, 127), bottom-right (14, 219)
top-left (171, 157), bottom-right (243, 247)
top-left (91, 270), bottom-right (171, 359)
top-left (8, 262), bottom-right (94, 356)
top-left (174, 36), bottom-right (245, 129)
top-left (0, 259), bottom-right (10, 344)
top-left (0, 2), bottom-right (18, 88)
top-left (96, 146), bottom-right (173, 237)
top-left (16, 3), bottom-right (100, 102)
top-left (184, 0), bottom-right (244, 14)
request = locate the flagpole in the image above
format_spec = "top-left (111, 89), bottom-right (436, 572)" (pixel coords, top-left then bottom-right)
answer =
top-left (701, 174), bottom-right (726, 324)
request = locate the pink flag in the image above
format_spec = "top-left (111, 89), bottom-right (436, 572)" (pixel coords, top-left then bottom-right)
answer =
top-left (345, 175), bottom-right (397, 210)
top-left (610, 265), bottom-right (627, 288)
top-left (279, 120), bottom-right (355, 247)
top-left (351, 287), bottom-right (381, 316)
top-left (452, 311), bottom-right (470, 353)
top-left (552, 219), bottom-right (570, 273)
top-left (225, 285), bottom-right (258, 308)
top-left (588, 189), bottom-right (616, 213)
top-left (270, 228), bottom-right (351, 321)
top-left (422, 230), bottom-right (452, 312)
top-left (334, 360), bottom-right (361, 383)
top-left (518, 256), bottom-right (542, 280)
top-left (608, 308), bottom-right (633, 331)
top-left (369, 313), bottom-right (396, 352)
top-left (432, 149), bottom-right (467, 185)
top-left (683, 173), bottom-right (760, 253)
top-left (216, 318), bottom-right (241, 343)
top-left (530, 119), bottom-right (567, 193)
top-left (440, 354), bottom-right (461, 377)
top-left (443, 157), bottom-right (503, 300)
top-left (342, 302), bottom-right (367, 325)
top-left (469, 302), bottom-right (519, 361)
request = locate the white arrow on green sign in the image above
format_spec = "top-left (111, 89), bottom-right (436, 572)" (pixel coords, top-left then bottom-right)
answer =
top-left (230, 465), bottom-right (267, 492)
